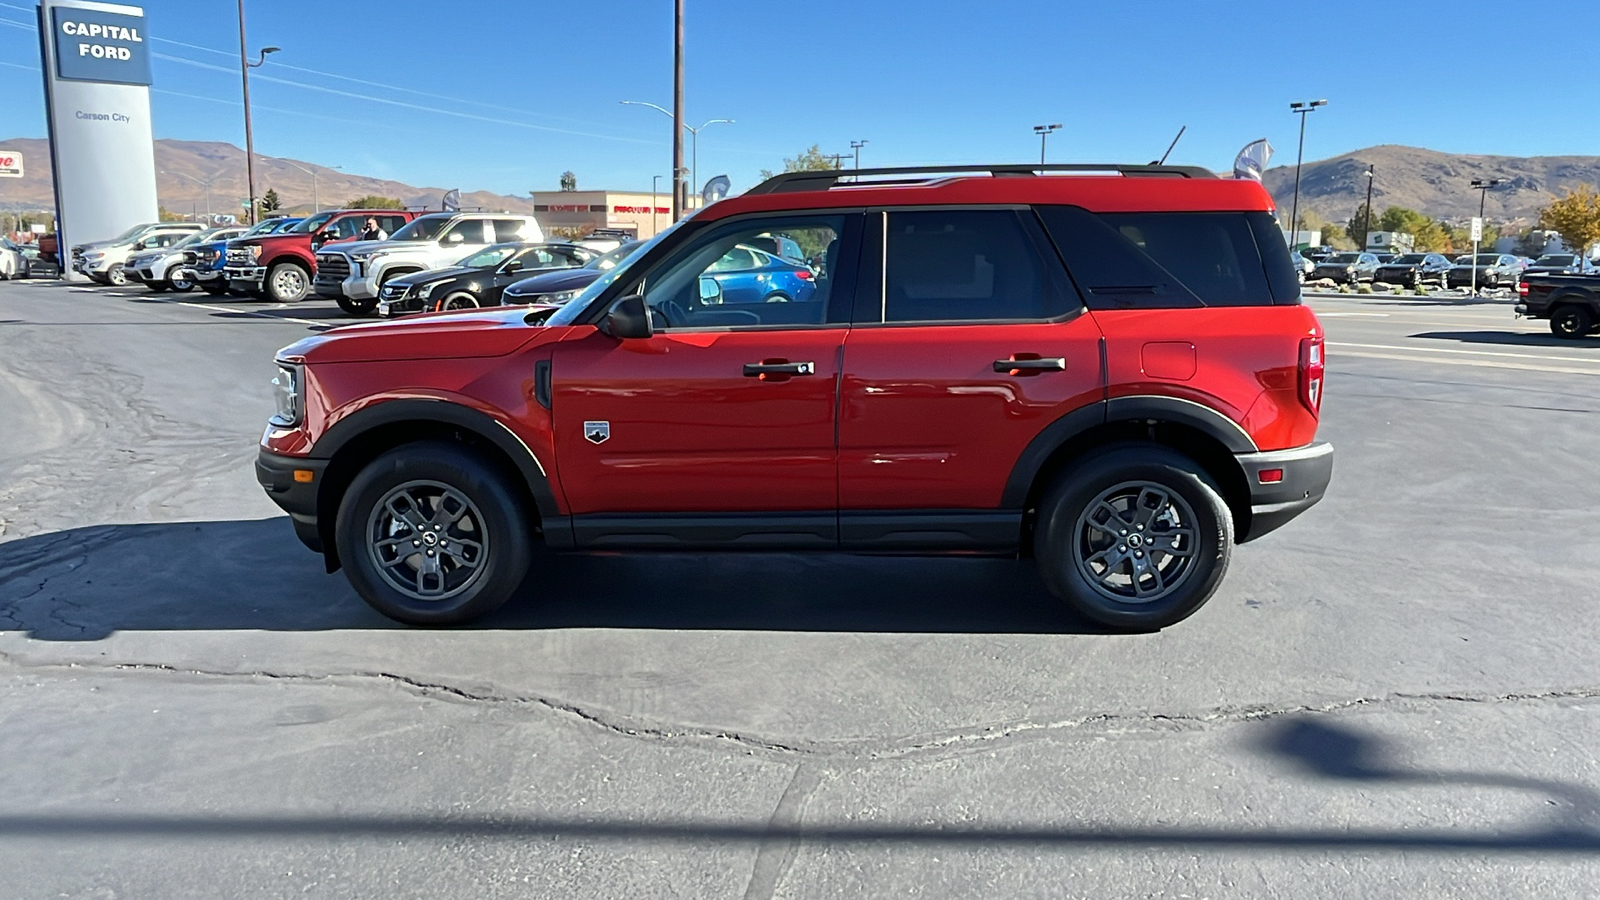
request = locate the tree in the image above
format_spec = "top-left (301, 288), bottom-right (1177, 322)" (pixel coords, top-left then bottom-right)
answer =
top-left (559, 171), bottom-right (577, 192)
top-left (1347, 202), bottom-right (1379, 249)
top-left (1375, 206), bottom-right (1448, 251)
top-left (344, 194), bottom-right (404, 210)
top-left (1538, 184), bottom-right (1600, 257)
top-left (759, 145), bottom-right (841, 180)
top-left (259, 188), bottom-right (282, 213)
top-left (158, 206), bottom-right (185, 223)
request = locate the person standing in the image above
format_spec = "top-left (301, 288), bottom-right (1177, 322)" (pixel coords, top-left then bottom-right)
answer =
top-left (360, 217), bottom-right (388, 242)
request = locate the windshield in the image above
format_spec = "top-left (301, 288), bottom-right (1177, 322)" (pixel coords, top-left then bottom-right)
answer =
top-left (246, 218), bottom-right (289, 236)
top-left (289, 212), bottom-right (336, 234)
top-left (1328, 253), bottom-right (1362, 263)
top-left (545, 228), bottom-right (682, 328)
top-left (108, 224), bottom-right (147, 243)
top-left (584, 241), bottom-right (643, 271)
top-left (1391, 254), bottom-right (1427, 264)
top-left (1533, 255), bottom-right (1574, 266)
top-left (171, 231), bottom-right (215, 250)
top-left (456, 244), bottom-right (519, 269)
top-left (388, 216), bottom-right (452, 242)
top-left (1475, 254), bottom-right (1499, 264)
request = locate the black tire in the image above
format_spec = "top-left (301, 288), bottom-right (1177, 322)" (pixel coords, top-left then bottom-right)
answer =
top-left (106, 264), bottom-right (127, 286)
top-left (438, 291), bottom-right (481, 311)
top-left (336, 295), bottom-right (378, 316)
top-left (266, 261), bottom-right (311, 303)
top-left (146, 282), bottom-right (169, 293)
top-left (1550, 305), bottom-right (1592, 340)
top-left (1033, 443), bottom-right (1232, 630)
top-left (202, 282), bottom-right (230, 296)
top-left (167, 271), bottom-right (195, 292)
top-left (763, 291), bottom-right (792, 303)
top-left (335, 441), bottom-right (534, 626)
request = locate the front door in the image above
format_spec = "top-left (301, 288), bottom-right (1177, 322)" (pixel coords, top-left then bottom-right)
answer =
top-left (838, 209), bottom-right (1104, 525)
top-left (549, 212), bottom-right (859, 546)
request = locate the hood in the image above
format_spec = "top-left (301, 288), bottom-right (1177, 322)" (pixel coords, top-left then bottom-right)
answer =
top-left (278, 305), bottom-right (561, 365)
top-left (505, 267), bottom-right (603, 296)
top-left (325, 238), bottom-right (430, 257)
top-left (389, 265), bottom-right (477, 288)
top-left (233, 232), bottom-right (305, 249)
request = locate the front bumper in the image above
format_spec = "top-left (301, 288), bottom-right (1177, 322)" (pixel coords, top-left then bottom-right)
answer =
top-left (225, 265), bottom-right (266, 289)
top-left (257, 448), bottom-right (329, 553)
top-left (342, 272), bottom-right (380, 300)
top-left (1235, 442), bottom-right (1334, 543)
top-left (377, 291), bottom-right (426, 317)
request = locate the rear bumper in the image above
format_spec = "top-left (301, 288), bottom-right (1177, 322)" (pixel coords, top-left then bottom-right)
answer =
top-left (1235, 442), bottom-right (1334, 543)
top-left (256, 448), bottom-right (328, 553)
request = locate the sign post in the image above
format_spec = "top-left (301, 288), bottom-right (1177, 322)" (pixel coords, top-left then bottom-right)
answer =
top-left (1469, 216), bottom-right (1484, 296)
top-left (36, 0), bottom-right (158, 281)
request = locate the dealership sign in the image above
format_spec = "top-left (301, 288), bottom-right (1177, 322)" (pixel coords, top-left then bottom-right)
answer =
top-left (51, 5), bottom-right (151, 85)
top-left (0, 150), bottom-right (21, 178)
top-left (613, 205), bottom-right (670, 214)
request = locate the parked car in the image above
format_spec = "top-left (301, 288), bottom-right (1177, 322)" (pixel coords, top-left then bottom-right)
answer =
top-left (701, 243), bottom-right (819, 303)
top-left (225, 209), bottom-right (418, 304)
top-left (256, 161), bottom-right (1332, 630)
top-left (184, 216), bottom-right (302, 296)
top-left (0, 237), bottom-right (24, 279)
top-left (376, 242), bottom-right (596, 317)
top-left (1373, 252), bottom-right (1453, 287)
top-left (501, 240), bottom-right (644, 307)
top-left (126, 226), bottom-right (247, 292)
top-left (1521, 254), bottom-right (1597, 277)
top-left (70, 222), bottom-right (164, 271)
top-left (1516, 272), bottom-right (1600, 337)
top-left (75, 223), bottom-right (205, 285)
top-left (312, 212), bottom-right (544, 316)
top-left (1446, 253), bottom-right (1524, 289)
top-left (1311, 251), bottom-right (1380, 284)
top-left (1289, 251), bottom-right (1314, 282)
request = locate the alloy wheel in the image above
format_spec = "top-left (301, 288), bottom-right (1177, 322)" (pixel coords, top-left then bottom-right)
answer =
top-left (1072, 480), bottom-right (1199, 604)
top-left (365, 480), bottom-right (490, 601)
top-left (272, 266), bottom-right (306, 301)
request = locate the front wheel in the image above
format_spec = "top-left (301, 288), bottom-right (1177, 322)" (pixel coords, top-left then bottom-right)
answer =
top-left (1550, 305), bottom-right (1593, 339)
top-left (1033, 444), bottom-right (1232, 630)
top-left (202, 282), bottom-right (230, 296)
top-left (438, 291), bottom-right (481, 311)
top-left (146, 282), bottom-right (169, 293)
top-left (335, 441), bottom-right (534, 625)
top-left (167, 271), bottom-right (195, 292)
top-left (106, 265), bottom-right (127, 286)
top-left (336, 295), bottom-right (378, 316)
top-left (266, 262), bottom-right (310, 303)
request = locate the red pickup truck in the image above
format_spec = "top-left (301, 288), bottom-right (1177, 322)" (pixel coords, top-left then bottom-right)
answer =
top-left (225, 209), bottom-right (417, 303)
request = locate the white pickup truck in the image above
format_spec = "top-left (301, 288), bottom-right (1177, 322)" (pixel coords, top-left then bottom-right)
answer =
top-left (312, 212), bottom-right (542, 315)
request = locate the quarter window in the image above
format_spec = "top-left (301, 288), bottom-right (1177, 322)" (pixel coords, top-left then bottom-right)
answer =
top-left (876, 209), bottom-right (1072, 323)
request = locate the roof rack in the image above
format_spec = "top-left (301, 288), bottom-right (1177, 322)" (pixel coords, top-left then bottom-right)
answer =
top-left (744, 163), bottom-right (1216, 195)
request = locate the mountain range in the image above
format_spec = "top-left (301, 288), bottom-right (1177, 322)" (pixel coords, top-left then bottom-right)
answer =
top-left (4, 138), bottom-right (1599, 228)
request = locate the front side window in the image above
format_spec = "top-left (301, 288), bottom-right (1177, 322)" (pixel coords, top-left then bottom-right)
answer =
top-left (637, 215), bottom-right (845, 330)
top-left (327, 216), bottom-right (366, 240)
top-left (388, 215), bottom-right (452, 242)
top-left (458, 245), bottom-right (518, 269)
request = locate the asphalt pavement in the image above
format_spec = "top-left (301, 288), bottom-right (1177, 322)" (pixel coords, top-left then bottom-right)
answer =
top-left (2, 279), bottom-right (1599, 897)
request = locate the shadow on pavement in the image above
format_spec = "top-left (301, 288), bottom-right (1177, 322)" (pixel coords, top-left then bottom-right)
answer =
top-left (1411, 330), bottom-right (1600, 350)
top-left (0, 519), bottom-right (1104, 639)
top-left (1, 717), bottom-right (1594, 854)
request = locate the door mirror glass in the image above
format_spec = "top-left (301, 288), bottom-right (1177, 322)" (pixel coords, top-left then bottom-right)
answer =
top-left (698, 275), bottom-right (723, 304)
top-left (604, 294), bottom-right (652, 340)
top-left (444, 232), bottom-right (466, 244)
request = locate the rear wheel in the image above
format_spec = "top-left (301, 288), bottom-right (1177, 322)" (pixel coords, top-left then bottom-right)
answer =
top-left (266, 262), bottom-right (310, 303)
top-left (1033, 443), bottom-right (1232, 630)
top-left (1550, 305), bottom-right (1593, 339)
top-left (335, 441), bottom-right (534, 625)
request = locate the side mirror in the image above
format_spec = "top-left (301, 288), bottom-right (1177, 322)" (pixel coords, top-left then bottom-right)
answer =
top-left (698, 276), bottom-right (723, 305)
top-left (502, 259), bottom-right (523, 273)
top-left (445, 232), bottom-right (466, 244)
top-left (604, 294), bottom-right (652, 340)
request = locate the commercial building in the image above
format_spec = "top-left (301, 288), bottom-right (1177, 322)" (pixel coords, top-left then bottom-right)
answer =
top-left (529, 190), bottom-right (685, 240)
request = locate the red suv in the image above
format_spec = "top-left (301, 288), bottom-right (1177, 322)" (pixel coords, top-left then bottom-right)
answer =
top-left (257, 164), bottom-right (1333, 630)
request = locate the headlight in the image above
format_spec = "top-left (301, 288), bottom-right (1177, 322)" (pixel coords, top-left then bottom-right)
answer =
top-left (248, 244), bottom-right (263, 260)
top-left (86, 252), bottom-right (104, 260)
top-left (416, 281), bottom-right (437, 298)
top-left (351, 250), bottom-right (384, 262)
top-left (545, 289), bottom-right (580, 304)
top-left (270, 363), bottom-right (302, 427)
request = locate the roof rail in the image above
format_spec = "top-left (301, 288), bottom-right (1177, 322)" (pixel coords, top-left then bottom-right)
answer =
top-left (744, 163), bottom-right (1217, 195)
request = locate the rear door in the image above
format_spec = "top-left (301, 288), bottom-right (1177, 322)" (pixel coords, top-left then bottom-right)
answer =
top-left (549, 212), bottom-right (860, 544)
top-left (836, 208), bottom-right (1103, 544)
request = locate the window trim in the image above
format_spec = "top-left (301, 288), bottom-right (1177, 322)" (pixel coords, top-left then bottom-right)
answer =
top-left (850, 205), bottom-right (1087, 328)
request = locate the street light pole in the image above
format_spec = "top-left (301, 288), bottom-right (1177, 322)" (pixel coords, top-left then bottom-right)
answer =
top-left (282, 161), bottom-right (340, 213)
top-left (1287, 99), bottom-right (1327, 253)
top-left (237, 1), bottom-right (278, 226)
top-left (163, 170), bottom-right (215, 222)
top-left (1032, 123), bottom-right (1061, 166)
top-left (651, 174), bottom-right (662, 235)
top-left (671, 0), bottom-right (684, 220)
top-left (1470, 177), bottom-right (1502, 296)
top-left (622, 101), bottom-right (733, 213)
top-left (1361, 164), bottom-right (1375, 250)
top-left (851, 139), bottom-right (869, 169)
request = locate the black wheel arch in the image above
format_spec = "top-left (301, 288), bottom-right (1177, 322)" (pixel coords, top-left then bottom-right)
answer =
top-left (309, 399), bottom-right (562, 571)
top-left (1004, 396), bottom-right (1256, 550)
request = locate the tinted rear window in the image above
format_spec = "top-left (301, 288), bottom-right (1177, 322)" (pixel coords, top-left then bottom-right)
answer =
top-left (1036, 207), bottom-right (1292, 308)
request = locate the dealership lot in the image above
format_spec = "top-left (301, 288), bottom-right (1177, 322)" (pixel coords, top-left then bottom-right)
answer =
top-left (2, 281), bottom-right (1599, 896)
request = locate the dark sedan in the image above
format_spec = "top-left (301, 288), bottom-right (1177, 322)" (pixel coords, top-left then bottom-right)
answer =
top-left (1446, 253), bottom-right (1524, 289)
top-left (1311, 252), bottom-right (1380, 284)
top-left (1521, 253), bottom-right (1597, 277)
top-left (376, 242), bottom-right (596, 317)
top-left (1373, 253), bottom-right (1453, 287)
top-left (502, 240), bottom-right (644, 306)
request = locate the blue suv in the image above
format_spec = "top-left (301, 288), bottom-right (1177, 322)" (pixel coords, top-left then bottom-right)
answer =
top-left (187, 216), bottom-right (301, 295)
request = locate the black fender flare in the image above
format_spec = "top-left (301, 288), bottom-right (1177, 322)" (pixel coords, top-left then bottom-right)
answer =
top-left (310, 398), bottom-right (561, 522)
top-left (999, 395), bottom-right (1257, 509)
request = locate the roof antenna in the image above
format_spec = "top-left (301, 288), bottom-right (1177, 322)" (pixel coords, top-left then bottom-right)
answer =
top-left (1155, 125), bottom-right (1187, 165)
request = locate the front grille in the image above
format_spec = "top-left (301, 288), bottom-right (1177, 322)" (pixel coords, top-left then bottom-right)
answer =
top-left (225, 247), bottom-right (255, 266)
top-left (379, 282), bottom-right (409, 301)
top-left (315, 253), bottom-right (350, 283)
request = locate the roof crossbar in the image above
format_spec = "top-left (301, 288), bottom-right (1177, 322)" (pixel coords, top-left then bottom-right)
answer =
top-left (745, 163), bottom-right (1216, 195)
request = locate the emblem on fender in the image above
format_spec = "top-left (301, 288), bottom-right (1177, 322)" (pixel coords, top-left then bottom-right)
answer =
top-left (583, 421), bottom-right (610, 444)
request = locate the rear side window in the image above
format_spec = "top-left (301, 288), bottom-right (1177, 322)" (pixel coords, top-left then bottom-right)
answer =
top-left (873, 209), bottom-right (1077, 323)
top-left (1038, 207), bottom-right (1295, 308)
top-left (377, 215), bottom-right (408, 235)
top-left (491, 219), bottom-right (528, 242)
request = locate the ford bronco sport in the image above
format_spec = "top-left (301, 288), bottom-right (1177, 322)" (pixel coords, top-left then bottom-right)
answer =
top-left (257, 163), bottom-right (1334, 630)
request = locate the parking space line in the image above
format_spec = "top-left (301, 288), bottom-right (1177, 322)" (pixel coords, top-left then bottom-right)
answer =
top-left (1333, 349), bottom-right (1600, 377)
top-left (1329, 341), bottom-right (1600, 365)
top-left (137, 295), bottom-right (327, 328)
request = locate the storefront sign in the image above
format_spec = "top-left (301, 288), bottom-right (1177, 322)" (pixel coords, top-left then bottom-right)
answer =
top-left (52, 5), bottom-right (151, 85)
top-left (613, 205), bottom-right (670, 214)
top-left (0, 150), bottom-right (21, 178)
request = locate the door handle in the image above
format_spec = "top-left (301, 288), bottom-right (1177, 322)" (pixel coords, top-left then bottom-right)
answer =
top-left (994, 356), bottom-right (1066, 375)
top-left (743, 359), bottom-right (816, 380)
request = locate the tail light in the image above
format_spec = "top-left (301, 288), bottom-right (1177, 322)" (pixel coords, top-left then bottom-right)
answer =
top-left (1517, 280), bottom-right (1529, 297)
top-left (794, 269), bottom-right (813, 280)
top-left (1298, 335), bottom-right (1324, 415)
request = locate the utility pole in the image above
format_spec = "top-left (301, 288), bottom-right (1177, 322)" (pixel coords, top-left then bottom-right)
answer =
top-left (236, 1), bottom-right (278, 225)
top-left (672, 0), bottom-right (684, 220)
top-left (1361, 164), bottom-right (1375, 250)
top-left (1033, 123), bottom-right (1061, 166)
top-left (850, 139), bottom-right (869, 169)
top-left (651, 174), bottom-right (661, 235)
top-left (1287, 99), bottom-right (1328, 252)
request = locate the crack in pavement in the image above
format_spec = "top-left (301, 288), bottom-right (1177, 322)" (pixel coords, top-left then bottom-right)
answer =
top-left (2, 655), bottom-right (1598, 762)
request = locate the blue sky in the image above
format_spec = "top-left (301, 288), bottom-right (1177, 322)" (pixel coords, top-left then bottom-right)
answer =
top-left (0, 0), bottom-right (1594, 196)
